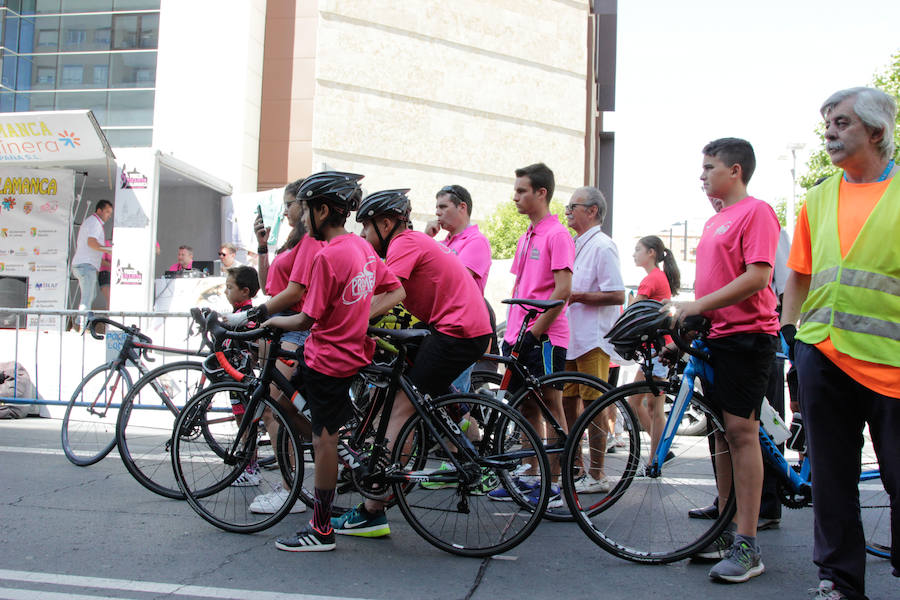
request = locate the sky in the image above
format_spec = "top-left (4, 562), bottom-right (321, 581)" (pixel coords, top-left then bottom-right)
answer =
top-left (610, 0), bottom-right (900, 284)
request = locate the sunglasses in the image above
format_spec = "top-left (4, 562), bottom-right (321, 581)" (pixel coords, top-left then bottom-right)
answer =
top-left (218, 252), bottom-right (227, 256)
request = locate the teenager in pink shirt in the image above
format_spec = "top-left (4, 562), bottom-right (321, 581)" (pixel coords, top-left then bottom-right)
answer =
top-left (668, 138), bottom-right (779, 583)
top-left (338, 188), bottom-right (492, 536)
top-left (489, 163), bottom-right (574, 507)
top-left (264, 172), bottom-right (404, 552)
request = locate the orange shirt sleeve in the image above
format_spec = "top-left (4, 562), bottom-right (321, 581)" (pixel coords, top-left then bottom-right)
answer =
top-left (786, 203), bottom-right (812, 275)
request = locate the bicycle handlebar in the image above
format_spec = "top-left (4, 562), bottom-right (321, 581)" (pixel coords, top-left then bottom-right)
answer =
top-left (195, 309), bottom-right (275, 348)
top-left (663, 315), bottom-right (712, 362)
top-left (85, 315), bottom-right (153, 345)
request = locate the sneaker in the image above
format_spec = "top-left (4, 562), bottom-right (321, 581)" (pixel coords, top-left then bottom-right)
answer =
top-left (606, 434), bottom-right (617, 454)
top-left (688, 503), bottom-right (719, 519)
top-left (248, 483), bottom-right (305, 514)
top-left (694, 528), bottom-right (735, 560)
top-left (575, 474), bottom-right (611, 494)
top-left (419, 462), bottom-right (457, 490)
top-left (330, 503), bottom-right (390, 537)
top-left (708, 539), bottom-right (764, 582)
top-left (811, 580), bottom-right (847, 599)
top-left (231, 464), bottom-right (261, 487)
top-left (541, 483), bottom-right (564, 509)
top-left (488, 477), bottom-right (562, 509)
top-left (756, 517), bottom-right (780, 531)
top-left (275, 521), bottom-right (335, 552)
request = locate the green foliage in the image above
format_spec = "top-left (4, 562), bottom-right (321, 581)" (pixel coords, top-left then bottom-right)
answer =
top-left (800, 50), bottom-right (900, 193)
top-left (773, 197), bottom-right (803, 227)
top-left (483, 199), bottom-right (568, 259)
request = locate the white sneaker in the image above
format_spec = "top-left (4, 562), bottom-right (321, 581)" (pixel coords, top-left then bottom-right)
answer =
top-left (248, 484), bottom-right (305, 514)
top-left (231, 468), bottom-right (261, 487)
top-left (575, 474), bottom-right (611, 494)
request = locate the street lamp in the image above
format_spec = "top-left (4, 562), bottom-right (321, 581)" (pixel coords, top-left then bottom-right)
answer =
top-left (787, 143), bottom-right (805, 233)
top-left (672, 221), bottom-right (688, 261)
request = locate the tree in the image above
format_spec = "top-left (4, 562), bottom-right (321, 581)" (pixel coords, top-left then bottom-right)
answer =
top-left (483, 199), bottom-right (568, 259)
top-left (799, 50), bottom-right (900, 192)
top-left (773, 197), bottom-right (802, 227)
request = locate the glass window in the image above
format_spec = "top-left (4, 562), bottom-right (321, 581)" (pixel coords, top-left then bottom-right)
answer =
top-left (60, 14), bottom-right (110, 51)
top-left (55, 90), bottom-right (106, 122)
top-left (93, 26), bottom-right (109, 46)
top-left (28, 54), bottom-right (56, 89)
top-left (114, 0), bottom-right (160, 10)
top-left (34, 1), bottom-right (61, 14)
top-left (0, 50), bottom-right (18, 88)
top-left (15, 91), bottom-right (54, 112)
top-left (107, 88), bottom-right (153, 125)
top-left (36, 28), bottom-right (57, 48)
top-left (92, 63), bottom-right (107, 86)
top-left (102, 128), bottom-right (151, 147)
top-left (65, 28), bottom-right (86, 45)
top-left (59, 1), bottom-right (113, 13)
top-left (60, 63), bottom-right (83, 85)
top-left (0, 92), bottom-right (15, 113)
top-left (36, 66), bottom-right (53, 84)
top-left (109, 51), bottom-right (154, 87)
top-left (112, 12), bottom-right (156, 50)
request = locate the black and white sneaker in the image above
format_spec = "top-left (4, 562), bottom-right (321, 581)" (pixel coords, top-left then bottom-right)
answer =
top-left (275, 522), bottom-right (336, 552)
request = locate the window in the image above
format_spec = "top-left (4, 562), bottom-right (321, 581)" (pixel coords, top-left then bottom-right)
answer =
top-left (107, 89), bottom-right (153, 125)
top-left (65, 29), bottom-right (87, 45)
top-left (37, 29), bottom-right (58, 48)
top-left (92, 64), bottom-right (107, 85)
top-left (103, 128), bottom-right (152, 147)
top-left (94, 27), bottom-right (110, 45)
top-left (37, 67), bottom-right (54, 84)
top-left (61, 64), bottom-right (83, 85)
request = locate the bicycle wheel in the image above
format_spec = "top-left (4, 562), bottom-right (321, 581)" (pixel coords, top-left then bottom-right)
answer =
top-left (562, 381), bottom-right (736, 564)
top-left (171, 382), bottom-right (304, 533)
top-left (861, 425), bottom-right (890, 558)
top-left (116, 361), bottom-right (207, 499)
top-left (62, 363), bottom-right (133, 466)
top-left (392, 393), bottom-right (550, 557)
top-left (507, 371), bottom-right (613, 522)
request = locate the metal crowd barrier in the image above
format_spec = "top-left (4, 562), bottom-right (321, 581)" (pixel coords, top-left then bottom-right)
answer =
top-left (0, 309), bottom-right (205, 415)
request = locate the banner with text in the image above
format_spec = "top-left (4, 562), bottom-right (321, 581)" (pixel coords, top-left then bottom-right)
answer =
top-left (0, 167), bottom-right (74, 328)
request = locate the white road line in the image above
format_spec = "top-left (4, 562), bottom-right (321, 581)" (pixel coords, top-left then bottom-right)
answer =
top-left (0, 569), bottom-right (373, 600)
top-left (0, 588), bottom-right (130, 600)
top-left (0, 446), bottom-right (68, 456)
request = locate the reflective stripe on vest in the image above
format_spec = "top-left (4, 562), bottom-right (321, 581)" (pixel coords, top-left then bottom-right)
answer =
top-left (796, 172), bottom-right (900, 367)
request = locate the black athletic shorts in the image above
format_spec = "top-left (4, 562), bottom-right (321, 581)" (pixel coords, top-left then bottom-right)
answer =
top-left (98, 270), bottom-right (110, 286)
top-left (705, 333), bottom-right (778, 419)
top-left (406, 327), bottom-right (491, 398)
top-left (300, 361), bottom-right (356, 436)
top-left (501, 337), bottom-right (567, 391)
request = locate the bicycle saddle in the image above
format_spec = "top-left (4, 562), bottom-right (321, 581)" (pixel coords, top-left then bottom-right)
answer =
top-left (502, 298), bottom-right (564, 310)
top-left (367, 326), bottom-right (431, 344)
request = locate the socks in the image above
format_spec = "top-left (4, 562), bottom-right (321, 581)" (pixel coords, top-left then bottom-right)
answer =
top-left (313, 487), bottom-right (335, 532)
top-left (735, 533), bottom-right (759, 552)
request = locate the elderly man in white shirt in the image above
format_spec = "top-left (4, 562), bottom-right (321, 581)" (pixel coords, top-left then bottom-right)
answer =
top-left (562, 186), bottom-right (625, 493)
top-left (71, 200), bottom-right (113, 327)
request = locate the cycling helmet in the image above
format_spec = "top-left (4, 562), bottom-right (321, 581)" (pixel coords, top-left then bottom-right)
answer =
top-left (296, 171), bottom-right (364, 240)
top-left (605, 299), bottom-right (672, 360)
top-left (356, 189), bottom-right (412, 257)
top-left (356, 189), bottom-right (412, 223)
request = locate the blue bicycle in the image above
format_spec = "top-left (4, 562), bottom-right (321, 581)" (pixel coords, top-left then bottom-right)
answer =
top-left (561, 300), bottom-right (888, 564)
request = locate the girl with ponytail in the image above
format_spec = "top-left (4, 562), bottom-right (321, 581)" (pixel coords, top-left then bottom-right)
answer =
top-left (628, 235), bottom-right (681, 467)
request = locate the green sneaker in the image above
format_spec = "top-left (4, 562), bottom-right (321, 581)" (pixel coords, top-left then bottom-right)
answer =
top-left (708, 539), bottom-right (765, 583)
top-left (420, 462), bottom-right (457, 490)
top-left (330, 503), bottom-right (390, 538)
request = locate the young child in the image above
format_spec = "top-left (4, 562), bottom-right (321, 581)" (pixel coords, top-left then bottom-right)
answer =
top-left (669, 138), bottom-right (779, 583)
top-left (264, 172), bottom-right (404, 552)
top-left (223, 265), bottom-right (262, 487)
top-left (629, 235), bottom-right (680, 469)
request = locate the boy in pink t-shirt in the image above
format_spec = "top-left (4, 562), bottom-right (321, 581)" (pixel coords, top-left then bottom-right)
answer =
top-left (669, 138), bottom-right (779, 583)
top-left (264, 173), bottom-right (404, 553)
top-left (344, 188), bottom-right (492, 535)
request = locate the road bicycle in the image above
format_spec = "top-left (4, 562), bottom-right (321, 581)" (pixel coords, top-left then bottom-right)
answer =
top-left (171, 311), bottom-right (551, 557)
top-left (470, 298), bottom-right (618, 522)
top-left (61, 316), bottom-right (204, 466)
top-left (561, 311), bottom-right (888, 564)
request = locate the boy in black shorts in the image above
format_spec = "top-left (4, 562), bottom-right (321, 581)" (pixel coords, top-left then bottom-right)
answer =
top-left (335, 189), bottom-right (493, 536)
top-left (668, 139), bottom-right (780, 582)
top-left (264, 172), bottom-right (404, 552)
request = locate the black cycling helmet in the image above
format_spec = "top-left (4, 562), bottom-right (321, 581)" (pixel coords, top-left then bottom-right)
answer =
top-left (606, 299), bottom-right (673, 360)
top-left (356, 189), bottom-right (412, 257)
top-left (296, 171), bottom-right (364, 240)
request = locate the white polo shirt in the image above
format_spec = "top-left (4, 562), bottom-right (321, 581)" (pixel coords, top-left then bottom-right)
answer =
top-left (566, 225), bottom-right (625, 360)
top-left (72, 213), bottom-right (106, 269)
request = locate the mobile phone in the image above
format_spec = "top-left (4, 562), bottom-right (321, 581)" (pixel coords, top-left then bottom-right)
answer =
top-left (256, 205), bottom-right (264, 222)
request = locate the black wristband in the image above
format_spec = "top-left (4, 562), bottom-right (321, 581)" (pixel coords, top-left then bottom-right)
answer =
top-left (257, 246), bottom-right (268, 254)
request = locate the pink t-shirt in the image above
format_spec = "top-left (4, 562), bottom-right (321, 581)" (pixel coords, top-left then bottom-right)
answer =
top-left (385, 230), bottom-right (492, 339)
top-left (302, 234), bottom-right (400, 377)
top-left (638, 268), bottom-right (671, 302)
top-left (505, 214), bottom-right (575, 347)
top-left (265, 236), bottom-right (325, 312)
top-left (441, 224), bottom-right (492, 294)
top-left (694, 196), bottom-right (780, 338)
top-left (167, 261), bottom-right (192, 272)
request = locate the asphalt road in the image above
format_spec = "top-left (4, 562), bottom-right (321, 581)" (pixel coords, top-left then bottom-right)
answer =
top-left (0, 418), bottom-right (896, 600)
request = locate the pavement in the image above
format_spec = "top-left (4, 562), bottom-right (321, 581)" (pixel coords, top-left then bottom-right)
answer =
top-left (0, 418), bottom-right (896, 600)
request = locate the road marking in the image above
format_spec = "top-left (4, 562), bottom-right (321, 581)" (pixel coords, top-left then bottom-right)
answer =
top-left (0, 569), bottom-right (373, 600)
top-left (0, 588), bottom-right (130, 600)
top-left (0, 446), bottom-right (68, 456)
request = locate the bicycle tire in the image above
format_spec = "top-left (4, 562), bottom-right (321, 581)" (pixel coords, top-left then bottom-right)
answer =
top-left (392, 393), bottom-right (550, 557)
top-left (116, 361), bottom-right (207, 499)
top-left (172, 382), bottom-right (304, 533)
top-left (562, 381), bottom-right (736, 564)
top-left (505, 371), bottom-right (613, 522)
top-left (62, 363), bottom-right (133, 466)
top-left (861, 427), bottom-right (890, 559)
